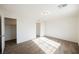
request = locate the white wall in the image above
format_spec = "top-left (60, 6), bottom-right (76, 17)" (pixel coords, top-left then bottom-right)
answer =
top-left (17, 17), bottom-right (36, 43)
top-left (5, 25), bottom-right (16, 41)
top-left (0, 4), bottom-right (79, 44)
top-left (45, 17), bottom-right (78, 43)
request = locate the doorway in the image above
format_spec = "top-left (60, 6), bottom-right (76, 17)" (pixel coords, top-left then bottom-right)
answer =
top-left (4, 17), bottom-right (17, 46)
top-left (36, 23), bottom-right (41, 38)
top-left (36, 21), bottom-right (45, 38)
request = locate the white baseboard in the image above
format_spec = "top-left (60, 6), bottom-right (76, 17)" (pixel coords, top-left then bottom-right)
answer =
top-left (45, 35), bottom-right (78, 43)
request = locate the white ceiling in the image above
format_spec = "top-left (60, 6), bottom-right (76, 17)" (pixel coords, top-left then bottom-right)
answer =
top-left (0, 4), bottom-right (79, 20)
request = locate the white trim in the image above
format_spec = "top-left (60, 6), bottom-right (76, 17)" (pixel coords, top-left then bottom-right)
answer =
top-left (1, 15), bottom-right (5, 54)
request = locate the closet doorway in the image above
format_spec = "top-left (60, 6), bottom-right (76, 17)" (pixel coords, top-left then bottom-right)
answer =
top-left (4, 17), bottom-right (17, 47)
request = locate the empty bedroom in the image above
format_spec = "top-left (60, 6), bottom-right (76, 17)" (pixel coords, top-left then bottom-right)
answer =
top-left (0, 4), bottom-right (79, 54)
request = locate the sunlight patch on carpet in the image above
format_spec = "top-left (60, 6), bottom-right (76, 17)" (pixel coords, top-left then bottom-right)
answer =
top-left (32, 37), bottom-right (61, 54)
